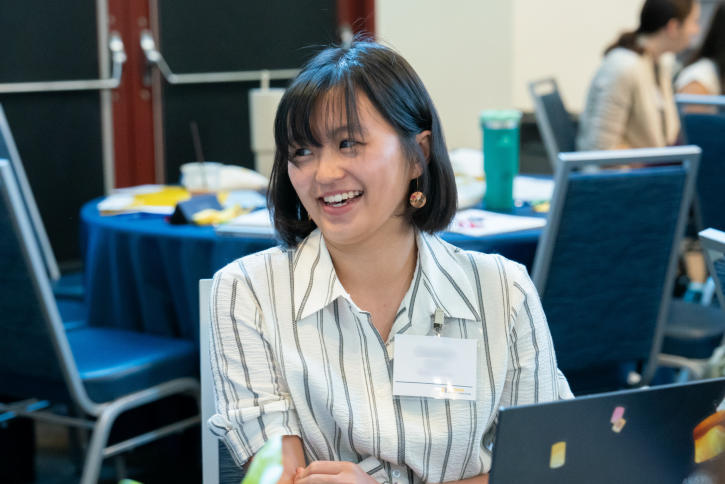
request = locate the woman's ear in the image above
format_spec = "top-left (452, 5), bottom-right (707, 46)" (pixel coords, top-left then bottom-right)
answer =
top-left (665, 17), bottom-right (682, 38)
top-left (416, 130), bottom-right (432, 164)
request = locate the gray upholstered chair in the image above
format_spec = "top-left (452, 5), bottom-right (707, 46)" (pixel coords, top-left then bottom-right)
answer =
top-left (532, 146), bottom-right (700, 394)
top-left (528, 78), bottom-right (577, 169)
top-left (200, 278), bottom-right (245, 484)
top-left (0, 159), bottom-right (201, 484)
top-left (0, 103), bottom-right (85, 332)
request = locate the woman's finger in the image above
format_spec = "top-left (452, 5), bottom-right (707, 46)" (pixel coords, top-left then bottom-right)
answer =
top-left (297, 461), bottom-right (345, 479)
top-left (296, 473), bottom-right (345, 484)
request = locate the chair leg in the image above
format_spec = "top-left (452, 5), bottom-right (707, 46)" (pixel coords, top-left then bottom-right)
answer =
top-left (114, 454), bottom-right (128, 481)
top-left (80, 408), bottom-right (121, 484)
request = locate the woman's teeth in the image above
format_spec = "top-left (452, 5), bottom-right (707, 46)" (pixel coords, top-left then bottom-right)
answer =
top-left (322, 191), bottom-right (362, 207)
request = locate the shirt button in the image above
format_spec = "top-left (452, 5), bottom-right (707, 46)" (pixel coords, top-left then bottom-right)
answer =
top-left (376, 388), bottom-right (387, 398)
top-left (392, 470), bottom-right (401, 478)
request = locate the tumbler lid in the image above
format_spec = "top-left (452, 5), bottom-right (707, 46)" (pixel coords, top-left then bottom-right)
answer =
top-left (479, 110), bottom-right (522, 129)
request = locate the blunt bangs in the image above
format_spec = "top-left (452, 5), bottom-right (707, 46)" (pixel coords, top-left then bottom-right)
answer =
top-left (268, 39), bottom-right (457, 247)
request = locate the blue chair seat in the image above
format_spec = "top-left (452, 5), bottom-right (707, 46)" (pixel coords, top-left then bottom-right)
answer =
top-left (67, 327), bottom-right (197, 403)
top-left (662, 299), bottom-right (725, 360)
top-left (52, 271), bottom-right (85, 300)
top-left (56, 298), bottom-right (87, 330)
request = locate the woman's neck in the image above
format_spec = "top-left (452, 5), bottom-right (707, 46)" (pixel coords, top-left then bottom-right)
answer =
top-left (325, 220), bottom-right (418, 316)
top-left (639, 33), bottom-right (669, 60)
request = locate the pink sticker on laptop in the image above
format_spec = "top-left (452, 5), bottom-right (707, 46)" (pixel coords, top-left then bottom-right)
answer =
top-left (611, 406), bottom-right (625, 424)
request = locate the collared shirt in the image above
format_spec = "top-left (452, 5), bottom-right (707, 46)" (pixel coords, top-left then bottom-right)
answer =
top-left (207, 229), bottom-right (572, 483)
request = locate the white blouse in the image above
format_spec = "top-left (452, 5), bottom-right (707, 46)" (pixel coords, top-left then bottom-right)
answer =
top-left (675, 58), bottom-right (721, 95)
top-left (207, 229), bottom-right (572, 483)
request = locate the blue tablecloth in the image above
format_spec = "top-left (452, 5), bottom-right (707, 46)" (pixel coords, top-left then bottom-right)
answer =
top-left (82, 200), bottom-right (544, 346)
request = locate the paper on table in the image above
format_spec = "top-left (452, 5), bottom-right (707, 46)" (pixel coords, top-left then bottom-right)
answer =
top-left (223, 190), bottom-right (267, 210)
top-left (225, 208), bottom-right (272, 227)
top-left (448, 209), bottom-right (546, 237)
top-left (514, 177), bottom-right (555, 202)
top-left (98, 186), bottom-right (190, 215)
top-left (215, 208), bottom-right (275, 237)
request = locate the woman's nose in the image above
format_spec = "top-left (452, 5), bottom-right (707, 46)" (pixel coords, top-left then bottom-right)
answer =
top-left (315, 150), bottom-right (345, 184)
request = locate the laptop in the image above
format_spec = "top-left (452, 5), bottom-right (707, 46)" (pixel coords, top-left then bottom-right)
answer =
top-left (489, 377), bottom-right (725, 484)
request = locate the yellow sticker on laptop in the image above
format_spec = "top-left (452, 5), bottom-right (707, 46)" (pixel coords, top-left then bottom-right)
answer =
top-left (550, 441), bottom-right (566, 469)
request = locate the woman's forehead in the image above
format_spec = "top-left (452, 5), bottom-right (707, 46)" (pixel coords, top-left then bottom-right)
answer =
top-left (307, 91), bottom-right (379, 141)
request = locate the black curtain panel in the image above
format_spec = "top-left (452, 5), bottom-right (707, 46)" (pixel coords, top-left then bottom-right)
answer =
top-left (0, 0), bottom-right (104, 266)
top-left (158, 0), bottom-right (337, 182)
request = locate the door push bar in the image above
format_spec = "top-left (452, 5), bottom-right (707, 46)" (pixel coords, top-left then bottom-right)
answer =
top-left (140, 30), bottom-right (299, 86)
top-left (0, 32), bottom-right (126, 94)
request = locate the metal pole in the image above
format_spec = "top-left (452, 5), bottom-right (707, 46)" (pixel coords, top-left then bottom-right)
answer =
top-left (97, 0), bottom-right (115, 194)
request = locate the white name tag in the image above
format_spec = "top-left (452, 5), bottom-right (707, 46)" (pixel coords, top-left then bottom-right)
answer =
top-left (392, 334), bottom-right (478, 400)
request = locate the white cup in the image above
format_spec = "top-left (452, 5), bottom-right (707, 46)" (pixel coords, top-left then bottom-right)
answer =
top-left (180, 162), bottom-right (223, 192)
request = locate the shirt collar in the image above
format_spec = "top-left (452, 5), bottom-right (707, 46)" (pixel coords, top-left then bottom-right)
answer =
top-left (292, 229), bottom-right (480, 327)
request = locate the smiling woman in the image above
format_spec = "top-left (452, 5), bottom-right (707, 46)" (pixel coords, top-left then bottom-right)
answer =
top-left (268, 39), bottom-right (457, 248)
top-left (207, 38), bottom-right (572, 484)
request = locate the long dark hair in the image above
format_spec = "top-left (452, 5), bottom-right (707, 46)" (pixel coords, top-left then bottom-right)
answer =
top-left (605, 0), bottom-right (695, 55)
top-left (268, 38), bottom-right (457, 247)
top-left (686, 2), bottom-right (725, 93)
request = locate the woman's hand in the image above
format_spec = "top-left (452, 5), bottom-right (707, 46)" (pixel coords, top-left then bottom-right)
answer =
top-left (294, 461), bottom-right (378, 484)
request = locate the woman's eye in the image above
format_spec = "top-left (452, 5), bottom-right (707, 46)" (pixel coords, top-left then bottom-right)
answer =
top-left (340, 139), bottom-right (358, 149)
top-left (292, 148), bottom-right (312, 158)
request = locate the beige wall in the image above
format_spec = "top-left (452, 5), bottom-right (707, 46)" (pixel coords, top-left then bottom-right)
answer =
top-left (376, 0), bottom-right (642, 149)
top-left (376, 1), bottom-right (513, 151)
top-left (512, 0), bottom-right (641, 112)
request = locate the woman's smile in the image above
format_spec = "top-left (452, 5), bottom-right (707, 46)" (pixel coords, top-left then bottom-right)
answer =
top-left (319, 190), bottom-right (364, 215)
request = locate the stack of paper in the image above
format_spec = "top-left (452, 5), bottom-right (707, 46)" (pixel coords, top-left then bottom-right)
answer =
top-left (98, 186), bottom-right (190, 215)
top-left (214, 209), bottom-right (275, 237)
top-left (448, 209), bottom-right (546, 237)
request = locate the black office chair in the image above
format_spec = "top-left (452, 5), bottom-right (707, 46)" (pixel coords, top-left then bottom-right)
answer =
top-left (0, 159), bottom-right (201, 484)
top-left (528, 79), bottom-right (577, 169)
top-left (532, 147), bottom-right (700, 395)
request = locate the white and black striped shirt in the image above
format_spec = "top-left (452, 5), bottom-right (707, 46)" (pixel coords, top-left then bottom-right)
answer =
top-left (207, 229), bottom-right (572, 483)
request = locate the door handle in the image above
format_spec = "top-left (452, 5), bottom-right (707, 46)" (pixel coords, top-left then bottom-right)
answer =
top-left (0, 32), bottom-right (126, 94)
top-left (140, 30), bottom-right (298, 86)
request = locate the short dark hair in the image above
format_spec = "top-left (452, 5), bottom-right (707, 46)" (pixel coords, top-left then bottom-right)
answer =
top-left (268, 38), bottom-right (457, 247)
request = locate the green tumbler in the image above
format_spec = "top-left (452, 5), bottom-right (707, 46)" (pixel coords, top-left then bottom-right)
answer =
top-left (480, 110), bottom-right (523, 212)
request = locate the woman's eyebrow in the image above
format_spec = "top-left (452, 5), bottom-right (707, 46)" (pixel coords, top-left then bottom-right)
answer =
top-left (324, 124), bottom-right (367, 139)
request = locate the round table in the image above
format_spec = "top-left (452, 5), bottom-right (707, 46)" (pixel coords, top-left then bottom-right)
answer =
top-left (81, 199), bottom-right (544, 346)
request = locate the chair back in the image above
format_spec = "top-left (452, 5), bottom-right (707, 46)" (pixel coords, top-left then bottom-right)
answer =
top-left (201, 278), bottom-right (245, 484)
top-left (675, 94), bottom-right (725, 232)
top-left (532, 147), bottom-right (700, 385)
top-left (0, 160), bottom-right (91, 410)
top-left (0, 104), bottom-right (60, 281)
top-left (700, 228), bottom-right (725, 322)
top-left (528, 79), bottom-right (577, 168)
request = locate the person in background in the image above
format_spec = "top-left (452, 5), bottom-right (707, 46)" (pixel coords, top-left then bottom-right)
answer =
top-left (677, 2), bottom-right (725, 95)
top-left (577, 0), bottom-right (701, 151)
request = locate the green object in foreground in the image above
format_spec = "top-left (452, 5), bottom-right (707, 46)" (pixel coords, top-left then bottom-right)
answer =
top-left (242, 434), bottom-right (284, 484)
top-left (119, 480), bottom-right (143, 484)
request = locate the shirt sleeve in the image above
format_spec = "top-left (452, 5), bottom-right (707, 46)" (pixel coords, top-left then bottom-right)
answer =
top-left (500, 263), bottom-right (574, 407)
top-left (207, 267), bottom-right (301, 466)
